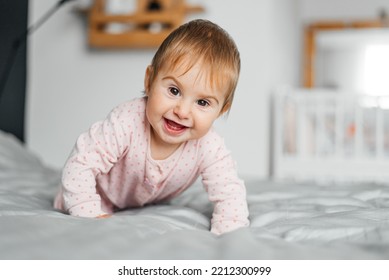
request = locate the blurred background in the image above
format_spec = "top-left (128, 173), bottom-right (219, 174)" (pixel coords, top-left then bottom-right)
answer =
top-left (1, 0), bottom-right (389, 179)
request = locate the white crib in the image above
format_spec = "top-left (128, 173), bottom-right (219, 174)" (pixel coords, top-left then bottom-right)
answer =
top-left (272, 87), bottom-right (389, 183)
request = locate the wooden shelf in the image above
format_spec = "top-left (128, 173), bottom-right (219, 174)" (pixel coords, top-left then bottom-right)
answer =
top-left (88, 0), bottom-right (204, 48)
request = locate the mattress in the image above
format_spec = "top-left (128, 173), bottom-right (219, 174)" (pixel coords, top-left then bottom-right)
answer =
top-left (1, 130), bottom-right (389, 259)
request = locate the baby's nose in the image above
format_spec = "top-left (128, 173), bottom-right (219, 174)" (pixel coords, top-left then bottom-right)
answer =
top-left (173, 101), bottom-right (191, 119)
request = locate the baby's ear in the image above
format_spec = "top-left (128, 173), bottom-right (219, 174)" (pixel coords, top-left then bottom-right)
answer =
top-left (144, 65), bottom-right (153, 95)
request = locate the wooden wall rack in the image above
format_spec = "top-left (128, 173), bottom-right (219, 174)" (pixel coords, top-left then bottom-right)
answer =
top-left (88, 0), bottom-right (204, 48)
top-left (303, 18), bottom-right (389, 88)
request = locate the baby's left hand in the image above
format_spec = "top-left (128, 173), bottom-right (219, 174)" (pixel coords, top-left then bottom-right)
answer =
top-left (96, 214), bottom-right (111, 218)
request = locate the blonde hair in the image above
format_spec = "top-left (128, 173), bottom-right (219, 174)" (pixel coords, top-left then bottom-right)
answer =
top-left (146, 19), bottom-right (240, 114)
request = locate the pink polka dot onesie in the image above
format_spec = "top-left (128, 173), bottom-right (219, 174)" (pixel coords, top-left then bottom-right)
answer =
top-left (54, 97), bottom-right (249, 235)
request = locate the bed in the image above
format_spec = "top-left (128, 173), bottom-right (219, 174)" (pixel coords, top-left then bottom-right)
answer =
top-left (2, 88), bottom-right (389, 260)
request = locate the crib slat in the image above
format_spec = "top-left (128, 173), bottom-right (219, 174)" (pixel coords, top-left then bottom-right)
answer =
top-left (315, 98), bottom-right (322, 158)
top-left (355, 98), bottom-right (363, 157)
top-left (376, 98), bottom-right (384, 158)
top-left (319, 97), bottom-right (326, 157)
top-left (335, 96), bottom-right (344, 157)
top-left (297, 96), bottom-right (306, 158)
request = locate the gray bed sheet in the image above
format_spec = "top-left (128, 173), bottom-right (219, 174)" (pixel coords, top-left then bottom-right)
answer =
top-left (1, 130), bottom-right (389, 259)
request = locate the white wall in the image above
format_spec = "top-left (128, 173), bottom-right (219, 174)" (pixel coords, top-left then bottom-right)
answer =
top-left (27, 0), bottom-right (299, 178)
top-left (299, 0), bottom-right (389, 21)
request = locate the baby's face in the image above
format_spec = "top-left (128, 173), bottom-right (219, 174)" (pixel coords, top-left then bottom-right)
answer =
top-left (145, 62), bottom-right (226, 153)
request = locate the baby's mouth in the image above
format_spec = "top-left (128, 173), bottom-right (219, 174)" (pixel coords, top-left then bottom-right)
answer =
top-left (164, 118), bottom-right (188, 133)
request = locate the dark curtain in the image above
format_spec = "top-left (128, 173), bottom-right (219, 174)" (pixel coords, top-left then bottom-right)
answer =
top-left (0, 0), bottom-right (28, 142)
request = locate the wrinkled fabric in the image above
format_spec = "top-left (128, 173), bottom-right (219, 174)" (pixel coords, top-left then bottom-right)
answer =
top-left (2, 130), bottom-right (389, 259)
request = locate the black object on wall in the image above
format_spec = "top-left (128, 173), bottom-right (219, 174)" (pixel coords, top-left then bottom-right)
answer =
top-left (0, 0), bottom-right (28, 142)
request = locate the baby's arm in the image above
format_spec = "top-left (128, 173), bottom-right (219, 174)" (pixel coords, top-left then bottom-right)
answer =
top-left (200, 135), bottom-right (250, 235)
top-left (61, 106), bottom-right (129, 217)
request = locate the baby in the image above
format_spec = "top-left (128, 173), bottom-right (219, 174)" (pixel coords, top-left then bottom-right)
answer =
top-left (54, 19), bottom-right (249, 235)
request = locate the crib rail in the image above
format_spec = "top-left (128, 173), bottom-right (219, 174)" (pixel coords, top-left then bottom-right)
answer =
top-left (272, 87), bottom-right (389, 183)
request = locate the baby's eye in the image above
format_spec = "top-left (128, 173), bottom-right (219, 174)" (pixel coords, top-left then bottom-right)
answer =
top-left (197, 99), bottom-right (209, 107)
top-left (169, 87), bottom-right (180, 96)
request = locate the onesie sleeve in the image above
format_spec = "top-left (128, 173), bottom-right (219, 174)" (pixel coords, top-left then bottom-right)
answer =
top-left (200, 132), bottom-right (250, 235)
top-left (61, 104), bottom-right (131, 217)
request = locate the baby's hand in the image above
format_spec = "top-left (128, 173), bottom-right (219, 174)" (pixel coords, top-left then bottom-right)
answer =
top-left (96, 214), bottom-right (111, 218)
